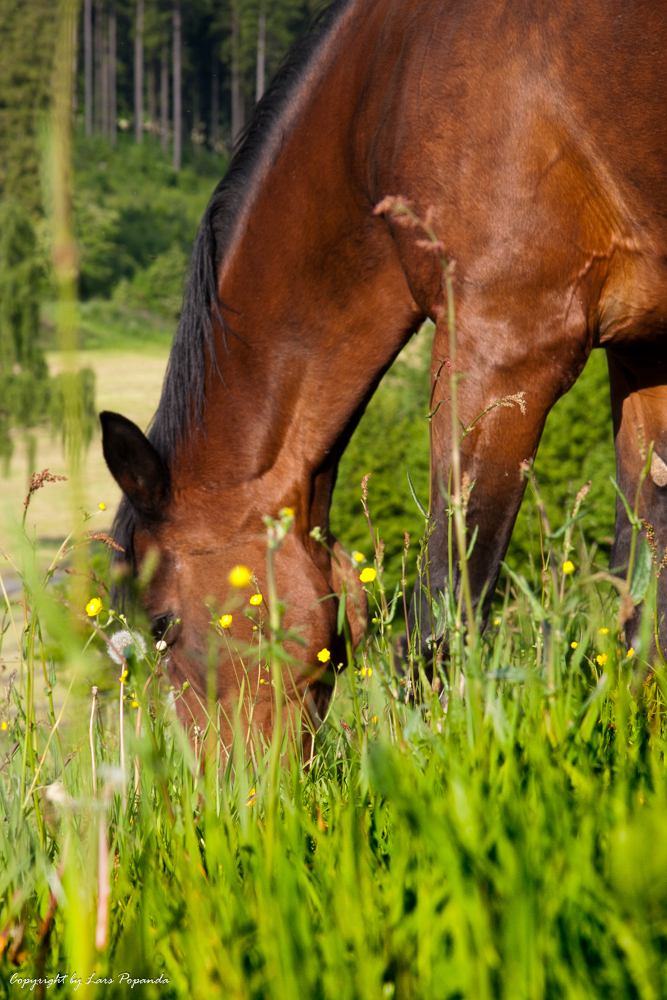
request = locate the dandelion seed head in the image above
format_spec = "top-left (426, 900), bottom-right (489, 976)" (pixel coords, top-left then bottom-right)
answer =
top-left (107, 629), bottom-right (147, 666)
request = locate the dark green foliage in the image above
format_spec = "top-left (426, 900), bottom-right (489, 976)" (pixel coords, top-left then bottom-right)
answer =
top-left (331, 330), bottom-right (431, 588)
top-left (508, 348), bottom-right (616, 573)
top-left (0, 202), bottom-right (52, 460)
top-left (113, 245), bottom-right (188, 318)
top-left (73, 136), bottom-right (220, 300)
top-left (0, 0), bottom-right (57, 213)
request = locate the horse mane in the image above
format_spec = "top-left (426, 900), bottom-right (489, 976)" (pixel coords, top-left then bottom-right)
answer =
top-left (112, 0), bottom-right (352, 567)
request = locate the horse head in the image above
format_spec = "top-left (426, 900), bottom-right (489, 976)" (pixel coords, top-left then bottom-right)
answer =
top-left (100, 410), bottom-right (367, 744)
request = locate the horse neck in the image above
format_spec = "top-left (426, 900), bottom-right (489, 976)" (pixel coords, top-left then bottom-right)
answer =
top-left (173, 0), bottom-right (423, 535)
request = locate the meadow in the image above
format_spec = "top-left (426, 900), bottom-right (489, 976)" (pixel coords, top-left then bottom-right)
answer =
top-left (2, 424), bottom-right (667, 998)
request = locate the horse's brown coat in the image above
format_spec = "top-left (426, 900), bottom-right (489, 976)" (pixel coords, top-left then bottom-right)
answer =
top-left (103, 0), bottom-right (667, 737)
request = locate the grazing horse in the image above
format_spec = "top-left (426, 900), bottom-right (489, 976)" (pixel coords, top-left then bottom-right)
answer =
top-left (102, 0), bottom-right (667, 737)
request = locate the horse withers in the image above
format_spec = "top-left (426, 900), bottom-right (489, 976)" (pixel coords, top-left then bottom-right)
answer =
top-left (102, 0), bottom-right (667, 740)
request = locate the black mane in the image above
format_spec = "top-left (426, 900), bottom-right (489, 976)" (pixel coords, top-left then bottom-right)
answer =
top-left (112, 0), bottom-right (352, 566)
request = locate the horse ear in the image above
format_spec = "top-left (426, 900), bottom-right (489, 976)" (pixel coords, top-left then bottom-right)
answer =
top-left (100, 411), bottom-right (169, 519)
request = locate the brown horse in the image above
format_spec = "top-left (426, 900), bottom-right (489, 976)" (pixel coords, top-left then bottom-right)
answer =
top-left (102, 0), bottom-right (667, 737)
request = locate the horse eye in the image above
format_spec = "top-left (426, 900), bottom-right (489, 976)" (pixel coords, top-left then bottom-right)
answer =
top-left (151, 614), bottom-right (177, 644)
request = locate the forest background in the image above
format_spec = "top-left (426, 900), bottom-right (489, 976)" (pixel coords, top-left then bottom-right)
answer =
top-left (0, 0), bottom-right (617, 591)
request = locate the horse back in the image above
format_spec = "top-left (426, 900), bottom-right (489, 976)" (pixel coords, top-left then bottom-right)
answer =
top-left (360, 0), bottom-right (667, 349)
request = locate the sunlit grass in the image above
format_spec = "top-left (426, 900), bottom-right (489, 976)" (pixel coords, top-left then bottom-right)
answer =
top-left (1, 472), bottom-right (667, 999)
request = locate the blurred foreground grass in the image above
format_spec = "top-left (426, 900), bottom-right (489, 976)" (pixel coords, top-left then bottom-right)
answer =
top-left (1, 472), bottom-right (666, 1000)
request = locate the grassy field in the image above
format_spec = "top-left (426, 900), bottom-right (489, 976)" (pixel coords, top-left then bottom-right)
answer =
top-left (0, 292), bottom-right (660, 1000)
top-left (1, 392), bottom-right (666, 997)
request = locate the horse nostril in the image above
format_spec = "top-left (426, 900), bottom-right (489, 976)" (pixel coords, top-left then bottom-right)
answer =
top-left (650, 451), bottom-right (667, 488)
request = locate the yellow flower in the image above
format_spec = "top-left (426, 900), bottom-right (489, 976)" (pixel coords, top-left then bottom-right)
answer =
top-left (219, 614), bottom-right (233, 629)
top-left (599, 628), bottom-right (609, 635)
top-left (246, 787), bottom-right (257, 806)
top-left (571, 641), bottom-right (578, 649)
top-left (317, 648), bottom-right (331, 663)
top-left (98, 502), bottom-right (106, 511)
top-left (361, 665), bottom-right (373, 678)
top-left (596, 654), bottom-right (607, 666)
top-left (280, 507), bottom-right (295, 517)
top-left (627, 647), bottom-right (635, 659)
top-left (131, 700), bottom-right (139, 708)
top-left (562, 560), bottom-right (575, 575)
top-left (119, 670), bottom-right (128, 683)
top-left (493, 618), bottom-right (500, 626)
top-left (372, 715), bottom-right (378, 724)
top-left (1, 722), bottom-right (7, 731)
top-left (86, 597), bottom-right (102, 617)
top-left (229, 565), bottom-right (252, 588)
top-left (352, 551), bottom-right (365, 563)
top-left (249, 593), bottom-right (263, 606)
top-left (359, 567), bottom-right (377, 584)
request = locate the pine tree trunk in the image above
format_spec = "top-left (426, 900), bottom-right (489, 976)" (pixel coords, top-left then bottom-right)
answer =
top-left (148, 63), bottom-right (157, 133)
top-left (109, 1), bottom-right (116, 147)
top-left (231, 6), bottom-right (243, 146)
top-left (95, 0), bottom-right (103, 132)
top-left (173, 5), bottom-right (182, 170)
top-left (84, 0), bottom-right (93, 134)
top-left (256, 9), bottom-right (266, 102)
top-left (101, 5), bottom-right (109, 138)
top-left (135, 0), bottom-right (144, 144)
top-left (160, 42), bottom-right (169, 153)
top-left (211, 55), bottom-right (219, 152)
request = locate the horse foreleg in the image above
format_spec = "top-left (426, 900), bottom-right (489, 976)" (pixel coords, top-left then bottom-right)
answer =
top-left (607, 349), bottom-right (667, 651)
top-left (409, 312), bottom-right (589, 659)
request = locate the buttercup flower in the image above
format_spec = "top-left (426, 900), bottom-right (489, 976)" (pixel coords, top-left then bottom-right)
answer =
top-left (229, 565), bottom-right (252, 588)
top-left (98, 502), bottom-right (106, 511)
top-left (131, 700), bottom-right (139, 708)
top-left (352, 551), bottom-right (365, 563)
top-left (249, 593), bottom-right (263, 606)
top-left (361, 665), bottom-right (373, 678)
top-left (280, 507), bottom-right (295, 517)
top-left (317, 648), bottom-right (331, 663)
top-left (562, 560), bottom-right (575, 575)
top-left (596, 654), bottom-right (607, 666)
top-left (86, 597), bottom-right (103, 617)
top-left (627, 648), bottom-right (635, 659)
top-left (493, 618), bottom-right (500, 626)
top-left (219, 614), bottom-right (233, 629)
top-left (599, 628), bottom-right (609, 635)
top-left (119, 670), bottom-right (128, 683)
top-left (359, 567), bottom-right (377, 584)
top-left (571, 641), bottom-right (578, 649)
top-left (1, 722), bottom-right (7, 731)
top-left (246, 787), bottom-right (257, 806)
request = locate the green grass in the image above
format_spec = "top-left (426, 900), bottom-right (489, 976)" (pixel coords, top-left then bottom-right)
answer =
top-left (1, 475), bottom-right (666, 1000)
